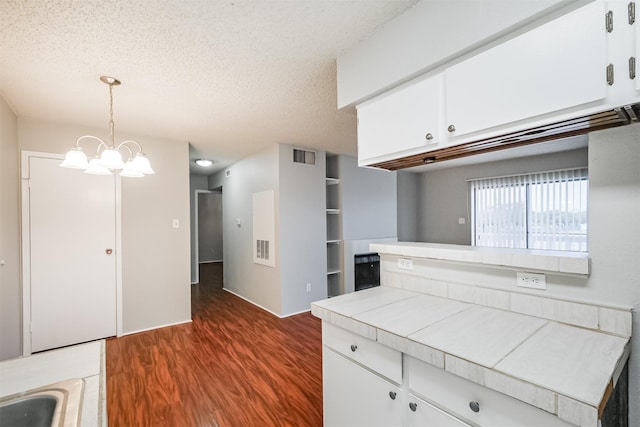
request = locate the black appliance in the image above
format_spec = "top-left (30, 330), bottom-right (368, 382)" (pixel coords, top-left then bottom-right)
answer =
top-left (354, 252), bottom-right (380, 292)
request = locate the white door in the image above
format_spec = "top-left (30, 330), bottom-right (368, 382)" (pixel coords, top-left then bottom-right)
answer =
top-left (27, 155), bottom-right (117, 352)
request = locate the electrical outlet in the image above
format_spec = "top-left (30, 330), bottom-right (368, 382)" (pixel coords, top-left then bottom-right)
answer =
top-left (398, 258), bottom-right (413, 270)
top-left (306, 283), bottom-right (312, 292)
top-left (517, 272), bottom-right (546, 290)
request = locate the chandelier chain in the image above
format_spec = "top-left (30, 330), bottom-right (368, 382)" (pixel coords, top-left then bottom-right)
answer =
top-left (108, 83), bottom-right (115, 148)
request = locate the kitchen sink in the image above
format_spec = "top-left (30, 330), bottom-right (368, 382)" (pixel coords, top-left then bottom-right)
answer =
top-left (0, 378), bottom-right (84, 427)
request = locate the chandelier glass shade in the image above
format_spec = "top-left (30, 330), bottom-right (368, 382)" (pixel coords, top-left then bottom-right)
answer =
top-left (60, 76), bottom-right (154, 177)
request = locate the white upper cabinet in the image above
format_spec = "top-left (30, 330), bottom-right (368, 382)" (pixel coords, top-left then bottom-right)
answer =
top-left (445, 1), bottom-right (607, 139)
top-left (357, 72), bottom-right (444, 166)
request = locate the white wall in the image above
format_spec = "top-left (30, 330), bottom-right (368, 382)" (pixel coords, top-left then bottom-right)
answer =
top-left (17, 117), bottom-right (191, 336)
top-left (337, 0), bottom-right (581, 107)
top-left (406, 127), bottom-right (639, 424)
top-left (278, 145), bottom-right (327, 313)
top-left (210, 145), bottom-right (283, 315)
top-left (588, 125), bottom-right (640, 424)
top-left (0, 96), bottom-right (21, 360)
top-left (417, 146), bottom-right (589, 244)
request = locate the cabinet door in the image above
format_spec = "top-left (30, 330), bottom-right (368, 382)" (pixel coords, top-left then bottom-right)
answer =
top-left (407, 394), bottom-right (472, 427)
top-left (357, 72), bottom-right (444, 165)
top-left (446, 2), bottom-right (606, 138)
top-left (323, 347), bottom-right (402, 427)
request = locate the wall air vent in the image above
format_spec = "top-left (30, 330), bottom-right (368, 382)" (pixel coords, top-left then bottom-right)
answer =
top-left (256, 239), bottom-right (270, 261)
top-left (293, 148), bottom-right (316, 165)
top-left (371, 103), bottom-right (640, 171)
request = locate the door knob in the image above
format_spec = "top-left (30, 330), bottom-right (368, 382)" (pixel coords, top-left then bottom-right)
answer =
top-left (105, 249), bottom-right (113, 255)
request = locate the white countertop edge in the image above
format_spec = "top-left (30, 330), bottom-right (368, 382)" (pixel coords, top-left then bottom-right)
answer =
top-left (371, 242), bottom-right (590, 276)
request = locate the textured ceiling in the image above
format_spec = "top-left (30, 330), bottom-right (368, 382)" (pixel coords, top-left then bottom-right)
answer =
top-left (0, 0), bottom-right (419, 174)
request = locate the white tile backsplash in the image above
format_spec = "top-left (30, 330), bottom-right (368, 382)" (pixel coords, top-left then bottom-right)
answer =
top-left (447, 283), bottom-right (510, 310)
top-left (510, 293), bottom-right (599, 329)
top-left (599, 306), bottom-right (632, 338)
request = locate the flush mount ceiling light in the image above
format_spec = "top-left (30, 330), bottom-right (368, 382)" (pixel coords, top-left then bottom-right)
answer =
top-left (195, 159), bottom-right (213, 167)
top-left (60, 76), bottom-right (154, 177)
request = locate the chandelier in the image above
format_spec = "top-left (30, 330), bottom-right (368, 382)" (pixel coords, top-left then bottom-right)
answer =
top-left (60, 76), bottom-right (154, 177)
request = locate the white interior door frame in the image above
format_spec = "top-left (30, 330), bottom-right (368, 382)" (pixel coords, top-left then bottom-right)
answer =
top-left (193, 189), bottom-right (212, 285)
top-left (20, 151), bottom-right (123, 356)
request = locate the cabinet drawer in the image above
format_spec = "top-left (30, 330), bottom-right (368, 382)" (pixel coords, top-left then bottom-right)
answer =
top-left (407, 393), bottom-right (472, 427)
top-left (322, 321), bottom-right (402, 384)
top-left (408, 357), bottom-right (574, 427)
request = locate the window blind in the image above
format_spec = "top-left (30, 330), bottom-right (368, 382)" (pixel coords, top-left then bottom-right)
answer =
top-left (470, 168), bottom-right (588, 252)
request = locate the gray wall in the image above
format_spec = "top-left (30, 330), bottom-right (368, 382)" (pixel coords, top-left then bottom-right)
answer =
top-left (209, 144), bottom-right (329, 316)
top-left (0, 96), bottom-right (21, 360)
top-left (278, 145), bottom-right (328, 314)
top-left (337, 0), bottom-right (576, 107)
top-left (17, 117), bottom-right (191, 337)
top-left (417, 146), bottom-right (589, 244)
top-left (209, 145), bottom-right (283, 315)
top-left (397, 171), bottom-right (419, 241)
top-left (340, 155), bottom-right (397, 240)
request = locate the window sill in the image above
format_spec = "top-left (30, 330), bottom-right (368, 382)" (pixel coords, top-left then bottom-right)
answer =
top-left (369, 242), bottom-right (589, 276)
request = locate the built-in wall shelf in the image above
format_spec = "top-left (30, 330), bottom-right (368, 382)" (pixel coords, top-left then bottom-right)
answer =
top-left (326, 154), bottom-right (344, 297)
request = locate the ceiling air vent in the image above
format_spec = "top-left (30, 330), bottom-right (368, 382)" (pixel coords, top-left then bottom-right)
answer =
top-left (293, 148), bottom-right (316, 165)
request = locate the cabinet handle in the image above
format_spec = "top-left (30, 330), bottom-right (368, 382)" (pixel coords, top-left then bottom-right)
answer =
top-left (409, 402), bottom-right (418, 412)
top-left (469, 401), bottom-right (480, 413)
top-left (350, 344), bottom-right (357, 352)
top-left (447, 124), bottom-right (456, 133)
top-left (389, 391), bottom-right (397, 400)
top-left (425, 133), bottom-right (433, 141)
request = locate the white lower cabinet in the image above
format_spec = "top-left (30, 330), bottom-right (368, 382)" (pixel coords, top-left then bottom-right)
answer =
top-left (323, 347), bottom-right (402, 427)
top-left (322, 322), bottom-right (577, 427)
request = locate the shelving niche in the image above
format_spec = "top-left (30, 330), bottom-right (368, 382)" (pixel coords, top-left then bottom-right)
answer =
top-left (326, 154), bottom-right (343, 297)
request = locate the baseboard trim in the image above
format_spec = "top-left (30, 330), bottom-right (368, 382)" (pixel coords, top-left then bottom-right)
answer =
top-left (120, 319), bottom-right (192, 337)
top-left (222, 288), bottom-right (311, 318)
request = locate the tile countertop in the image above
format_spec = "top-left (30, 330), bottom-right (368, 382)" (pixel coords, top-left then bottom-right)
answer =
top-left (0, 340), bottom-right (107, 427)
top-left (311, 287), bottom-right (630, 425)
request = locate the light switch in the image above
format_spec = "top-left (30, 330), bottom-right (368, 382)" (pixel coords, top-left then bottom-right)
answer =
top-left (172, 219), bottom-right (179, 229)
top-left (236, 218), bottom-right (241, 227)
top-left (458, 217), bottom-right (466, 225)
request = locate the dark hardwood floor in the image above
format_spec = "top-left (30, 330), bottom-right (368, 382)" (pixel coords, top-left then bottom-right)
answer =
top-left (106, 262), bottom-right (323, 427)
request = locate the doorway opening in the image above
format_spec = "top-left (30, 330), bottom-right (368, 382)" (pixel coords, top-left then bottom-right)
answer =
top-left (193, 187), bottom-right (223, 284)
